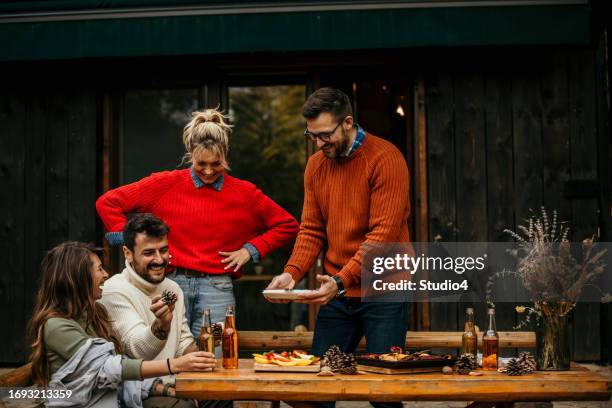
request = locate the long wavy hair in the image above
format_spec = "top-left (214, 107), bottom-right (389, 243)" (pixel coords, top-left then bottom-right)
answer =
top-left (28, 241), bottom-right (121, 386)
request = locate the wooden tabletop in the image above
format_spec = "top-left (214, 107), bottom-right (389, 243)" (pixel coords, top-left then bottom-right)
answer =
top-left (176, 360), bottom-right (611, 402)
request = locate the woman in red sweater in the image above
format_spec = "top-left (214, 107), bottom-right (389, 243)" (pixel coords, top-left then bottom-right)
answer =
top-left (96, 109), bottom-right (299, 339)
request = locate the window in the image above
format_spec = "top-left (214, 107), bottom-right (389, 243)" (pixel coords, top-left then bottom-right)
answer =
top-left (122, 88), bottom-right (198, 183)
top-left (229, 84), bottom-right (308, 330)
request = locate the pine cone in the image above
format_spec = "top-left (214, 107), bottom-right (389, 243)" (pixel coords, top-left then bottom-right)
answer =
top-left (161, 290), bottom-right (178, 306)
top-left (321, 345), bottom-right (357, 374)
top-left (506, 358), bottom-right (524, 376)
top-left (518, 352), bottom-right (536, 374)
top-left (337, 365), bottom-right (358, 375)
top-left (455, 353), bottom-right (476, 375)
top-left (321, 345), bottom-right (342, 369)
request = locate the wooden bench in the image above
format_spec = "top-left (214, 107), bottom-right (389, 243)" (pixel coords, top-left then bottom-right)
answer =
top-left (0, 330), bottom-right (535, 388)
top-left (238, 330), bottom-right (535, 350)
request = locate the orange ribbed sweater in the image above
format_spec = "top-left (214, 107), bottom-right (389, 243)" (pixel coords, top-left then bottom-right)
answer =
top-left (284, 133), bottom-right (411, 297)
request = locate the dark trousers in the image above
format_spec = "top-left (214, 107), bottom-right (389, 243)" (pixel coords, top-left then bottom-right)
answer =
top-left (311, 298), bottom-right (409, 408)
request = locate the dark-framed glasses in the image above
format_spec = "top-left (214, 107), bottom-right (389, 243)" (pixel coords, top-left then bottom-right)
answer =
top-left (304, 118), bottom-right (346, 142)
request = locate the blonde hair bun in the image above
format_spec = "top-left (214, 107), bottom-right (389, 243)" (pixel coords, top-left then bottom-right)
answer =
top-left (182, 108), bottom-right (232, 166)
top-left (192, 109), bottom-right (228, 126)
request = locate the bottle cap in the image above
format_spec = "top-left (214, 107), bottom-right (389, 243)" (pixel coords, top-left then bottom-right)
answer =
top-left (487, 308), bottom-right (495, 315)
top-left (466, 307), bottom-right (474, 314)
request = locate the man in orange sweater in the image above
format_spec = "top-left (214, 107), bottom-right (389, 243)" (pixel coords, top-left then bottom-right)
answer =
top-left (267, 88), bottom-right (410, 408)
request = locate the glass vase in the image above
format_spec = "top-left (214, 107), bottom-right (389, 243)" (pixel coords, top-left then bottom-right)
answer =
top-left (534, 301), bottom-right (572, 371)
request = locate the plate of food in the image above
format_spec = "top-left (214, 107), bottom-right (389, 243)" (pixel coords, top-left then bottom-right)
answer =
top-left (262, 289), bottom-right (315, 300)
top-left (356, 347), bottom-right (455, 374)
top-left (253, 350), bottom-right (321, 372)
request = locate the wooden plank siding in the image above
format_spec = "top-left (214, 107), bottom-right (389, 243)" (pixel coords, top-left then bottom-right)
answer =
top-left (568, 49), bottom-right (602, 361)
top-left (0, 94), bottom-right (27, 363)
top-left (0, 46), bottom-right (608, 364)
top-left (424, 49), bottom-right (605, 360)
top-left (68, 93), bottom-right (98, 243)
top-left (0, 92), bottom-right (99, 363)
top-left (594, 22), bottom-right (612, 363)
top-left (46, 94), bottom-right (70, 249)
top-left (484, 74), bottom-right (517, 354)
top-left (454, 74), bottom-right (489, 347)
top-left (426, 73), bottom-right (459, 356)
top-left (23, 95), bottom-right (48, 350)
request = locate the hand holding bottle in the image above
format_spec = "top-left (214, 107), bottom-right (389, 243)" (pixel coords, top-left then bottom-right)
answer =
top-left (172, 351), bottom-right (217, 372)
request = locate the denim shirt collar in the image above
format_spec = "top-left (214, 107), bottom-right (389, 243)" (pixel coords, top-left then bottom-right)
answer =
top-left (344, 125), bottom-right (366, 157)
top-left (190, 167), bottom-right (224, 191)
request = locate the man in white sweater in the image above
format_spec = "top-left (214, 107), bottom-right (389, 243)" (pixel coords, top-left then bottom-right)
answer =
top-left (100, 213), bottom-right (197, 363)
top-left (100, 213), bottom-right (228, 407)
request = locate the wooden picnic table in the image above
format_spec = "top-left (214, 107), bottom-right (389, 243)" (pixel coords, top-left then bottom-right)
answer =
top-left (176, 359), bottom-right (611, 404)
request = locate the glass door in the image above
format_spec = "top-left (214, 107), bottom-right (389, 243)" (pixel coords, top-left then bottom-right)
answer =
top-left (228, 84), bottom-right (309, 330)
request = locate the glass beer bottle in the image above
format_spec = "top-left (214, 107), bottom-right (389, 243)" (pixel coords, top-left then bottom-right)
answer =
top-left (198, 309), bottom-right (215, 354)
top-left (222, 305), bottom-right (238, 369)
top-left (461, 307), bottom-right (478, 357)
top-left (482, 308), bottom-right (499, 370)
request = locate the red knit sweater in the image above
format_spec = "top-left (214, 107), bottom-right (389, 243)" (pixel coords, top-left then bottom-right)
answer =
top-left (96, 170), bottom-right (299, 276)
top-left (284, 133), bottom-right (411, 297)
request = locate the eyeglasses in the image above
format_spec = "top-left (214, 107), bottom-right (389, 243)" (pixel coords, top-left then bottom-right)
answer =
top-left (304, 118), bottom-right (345, 142)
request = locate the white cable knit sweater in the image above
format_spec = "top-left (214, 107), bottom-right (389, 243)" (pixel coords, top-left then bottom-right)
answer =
top-left (99, 261), bottom-right (195, 361)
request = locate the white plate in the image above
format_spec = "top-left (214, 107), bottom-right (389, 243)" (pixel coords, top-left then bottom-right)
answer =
top-left (262, 289), bottom-right (314, 300)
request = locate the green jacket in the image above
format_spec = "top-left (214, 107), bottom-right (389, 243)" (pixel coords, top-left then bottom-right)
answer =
top-left (44, 317), bottom-right (142, 380)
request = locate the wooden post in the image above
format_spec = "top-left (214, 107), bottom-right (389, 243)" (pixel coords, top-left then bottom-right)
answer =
top-left (414, 76), bottom-right (430, 330)
top-left (101, 92), bottom-right (122, 274)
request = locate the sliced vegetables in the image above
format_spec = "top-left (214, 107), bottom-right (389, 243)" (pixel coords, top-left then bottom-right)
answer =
top-left (252, 350), bottom-right (320, 366)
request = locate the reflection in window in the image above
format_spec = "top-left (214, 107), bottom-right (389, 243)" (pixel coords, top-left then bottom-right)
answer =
top-left (229, 85), bottom-right (306, 220)
top-left (122, 89), bottom-right (198, 184)
top-left (229, 85), bottom-right (307, 330)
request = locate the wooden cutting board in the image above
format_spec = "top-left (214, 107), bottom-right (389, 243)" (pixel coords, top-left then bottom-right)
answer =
top-left (357, 364), bottom-right (444, 375)
top-left (253, 362), bottom-right (320, 373)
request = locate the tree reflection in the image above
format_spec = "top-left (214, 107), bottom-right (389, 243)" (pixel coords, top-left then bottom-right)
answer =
top-left (229, 85), bottom-right (306, 276)
top-left (229, 85), bottom-right (306, 220)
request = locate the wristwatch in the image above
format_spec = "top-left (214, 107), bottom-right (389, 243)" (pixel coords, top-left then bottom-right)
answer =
top-left (331, 275), bottom-right (346, 298)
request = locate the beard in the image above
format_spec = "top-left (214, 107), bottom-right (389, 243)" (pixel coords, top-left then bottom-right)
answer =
top-left (321, 128), bottom-right (350, 159)
top-left (132, 259), bottom-right (168, 284)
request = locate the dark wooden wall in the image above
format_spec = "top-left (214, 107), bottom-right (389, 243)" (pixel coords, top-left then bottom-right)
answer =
top-left (0, 92), bottom-right (98, 364)
top-left (426, 47), bottom-right (609, 360)
top-left (1, 43), bottom-right (610, 364)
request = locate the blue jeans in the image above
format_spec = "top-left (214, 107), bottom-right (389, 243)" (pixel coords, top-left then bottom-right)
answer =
top-left (168, 271), bottom-right (235, 358)
top-left (312, 298), bottom-right (409, 408)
